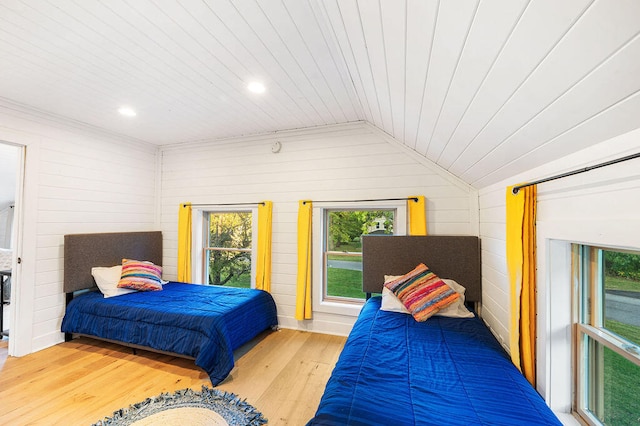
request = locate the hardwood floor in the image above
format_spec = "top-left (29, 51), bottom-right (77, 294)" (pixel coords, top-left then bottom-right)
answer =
top-left (0, 329), bottom-right (346, 425)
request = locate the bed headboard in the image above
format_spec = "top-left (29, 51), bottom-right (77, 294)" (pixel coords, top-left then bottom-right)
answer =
top-left (362, 235), bottom-right (481, 303)
top-left (64, 231), bottom-right (163, 293)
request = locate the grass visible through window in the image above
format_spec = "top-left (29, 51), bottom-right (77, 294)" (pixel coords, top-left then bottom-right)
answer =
top-left (601, 338), bottom-right (640, 426)
top-left (601, 273), bottom-right (640, 425)
top-left (327, 267), bottom-right (364, 299)
top-left (225, 274), bottom-right (251, 288)
top-left (327, 241), bottom-right (366, 299)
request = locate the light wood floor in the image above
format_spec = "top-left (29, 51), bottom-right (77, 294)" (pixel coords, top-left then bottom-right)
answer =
top-left (0, 329), bottom-right (346, 425)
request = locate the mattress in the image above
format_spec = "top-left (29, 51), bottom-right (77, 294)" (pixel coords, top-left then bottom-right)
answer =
top-left (61, 282), bottom-right (278, 385)
top-left (308, 297), bottom-right (561, 426)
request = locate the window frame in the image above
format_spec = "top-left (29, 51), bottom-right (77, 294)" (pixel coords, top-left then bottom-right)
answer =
top-left (199, 207), bottom-right (258, 289)
top-left (574, 244), bottom-right (640, 425)
top-left (312, 201), bottom-right (407, 316)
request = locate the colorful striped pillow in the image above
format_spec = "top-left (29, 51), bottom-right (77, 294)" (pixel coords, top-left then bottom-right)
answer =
top-left (116, 259), bottom-right (163, 291)
top-left (384, 263), bottom-right (459, 322)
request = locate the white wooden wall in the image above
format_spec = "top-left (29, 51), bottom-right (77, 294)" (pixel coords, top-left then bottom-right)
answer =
top-left (0, 100), bottom-right (159, 356)
top-left (478, 126), bottom-right (640, 411)
top-left (160, 122), bottom-right (477, 335)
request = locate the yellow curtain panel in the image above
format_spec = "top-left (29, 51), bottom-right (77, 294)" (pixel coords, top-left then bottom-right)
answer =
top-left (255, 201), bottom-right (273, 292)
top-left (408, 195), bottom-right (427, 236)
top-left (506, 185), bottom-right (537, 386)
top-left (295, 200), bottom-right (313, 320)
top-left (177, 202), bottom-right (192, 283)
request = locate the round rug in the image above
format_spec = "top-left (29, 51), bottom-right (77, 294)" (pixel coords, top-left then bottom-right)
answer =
top-left (93, 386), bottom-right (267, 426)
top-left (129, 407), bottom-right (227, 426)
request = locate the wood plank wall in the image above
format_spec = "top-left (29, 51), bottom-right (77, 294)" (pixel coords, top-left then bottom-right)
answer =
top-left (160, 122), bottom-right (477, 335)
top-left (478, 127), bottom-right (640, 410)
top-left (0, 101), bottom-right (159, 354)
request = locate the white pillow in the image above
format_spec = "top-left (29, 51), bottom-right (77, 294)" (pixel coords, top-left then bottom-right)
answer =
top-left (381, 286), bottom-right (410, 313)
top-left (437, 279), bottom-right (475, 318)
top-left (380, 275), bottom-right (474, 318)
top-left (91, 265), bottom-right (137, 298)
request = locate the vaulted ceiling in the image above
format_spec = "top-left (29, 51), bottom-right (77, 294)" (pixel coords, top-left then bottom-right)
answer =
top-left (1, 0), bottom-right (639, 188)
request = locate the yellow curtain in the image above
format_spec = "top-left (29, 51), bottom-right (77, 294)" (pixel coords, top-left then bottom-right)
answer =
top-left (506, 185), bottom-right (537, 386)
top-left (256, 201), bottom-right (273, 292)
top-left (177, 202), bottom-right (192, 283)
top-left (408, 195), bottom-right (427, 236)
top-left (295, 200), bottom-right (313, 320)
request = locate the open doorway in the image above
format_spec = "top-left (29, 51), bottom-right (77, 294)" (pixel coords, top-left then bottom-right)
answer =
top-left (0, 142), bottom-right (20, 347)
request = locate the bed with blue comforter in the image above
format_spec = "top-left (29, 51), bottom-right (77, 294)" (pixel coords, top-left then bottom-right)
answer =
top-left (61, 231), bottom-right (277, 386)
top-left (308, 296), bottom-right (560, 425)
top-left (62, 282), bottom-right (277, 385)
top-left (307, 235), bottom-right (561, 425)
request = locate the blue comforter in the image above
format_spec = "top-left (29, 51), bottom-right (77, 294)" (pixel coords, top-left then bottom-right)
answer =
top-left (308, 297), bottom-right (561, 426)
top-left (61, 282), bottom-right (277, 385)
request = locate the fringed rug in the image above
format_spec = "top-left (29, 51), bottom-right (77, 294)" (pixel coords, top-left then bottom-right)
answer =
top-left (93, 386), bottom-right (267, 426)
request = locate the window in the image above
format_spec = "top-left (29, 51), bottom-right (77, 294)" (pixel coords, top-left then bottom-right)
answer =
top-left (575, 245), bottom-right (640, 425)
top-left (313, 202), bottom-right (406, 315)
top-left (203, 211), bottom-right (254, 288)
top-left (324, 209), bottom-right (395, 301)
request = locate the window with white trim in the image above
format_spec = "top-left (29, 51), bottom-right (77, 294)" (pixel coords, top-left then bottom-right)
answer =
top-left (313, 202), bottom-right (406, 315)
top-left (203, 210), bottom-right (255, 288)
top-left (574, 245), bottom-right (640, 425)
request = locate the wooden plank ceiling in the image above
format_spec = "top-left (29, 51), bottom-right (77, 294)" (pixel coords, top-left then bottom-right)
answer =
top-left (0, 0), bottom-right (639, 188)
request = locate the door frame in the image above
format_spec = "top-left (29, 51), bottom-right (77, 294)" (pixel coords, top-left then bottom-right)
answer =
top-left (0, 134), bottom-right (35, 357)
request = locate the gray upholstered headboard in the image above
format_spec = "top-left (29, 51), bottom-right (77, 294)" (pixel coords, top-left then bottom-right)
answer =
top-left (362, 235), bottom-right (481, 303)
top-left (64, 231), bottom-right (163, 293)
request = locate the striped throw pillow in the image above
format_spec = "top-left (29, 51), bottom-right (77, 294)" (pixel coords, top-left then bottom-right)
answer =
top-left (384, 263), bottom-right (459, 322)
top-left (117, 259), bottom-right (163, 291)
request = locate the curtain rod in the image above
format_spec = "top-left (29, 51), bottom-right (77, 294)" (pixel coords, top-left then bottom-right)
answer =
top-left (512, 152), bottom-right (640, 195)
top-left (302, 197), bottom-right (418, 205)
top-left (183, 202), bottom-right (266, 208)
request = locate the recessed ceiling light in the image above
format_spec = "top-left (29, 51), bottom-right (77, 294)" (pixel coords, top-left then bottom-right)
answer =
top-left (247, 81), bottom-right (266, 94)
top-left (118, 106), bottom-right (137, 117)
